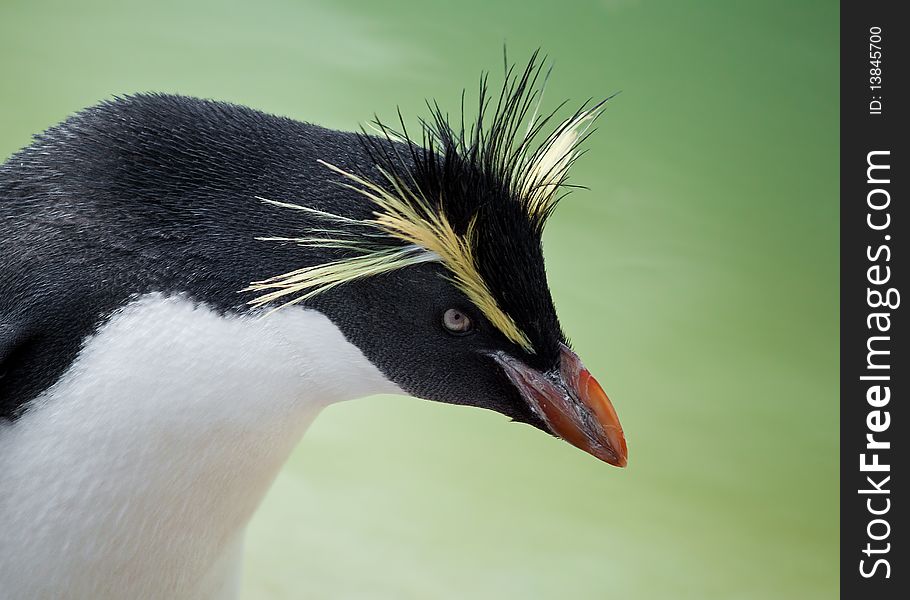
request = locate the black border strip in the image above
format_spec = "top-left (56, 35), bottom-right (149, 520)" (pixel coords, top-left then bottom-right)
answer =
top-left (841, 1), bottom-right (905, 596)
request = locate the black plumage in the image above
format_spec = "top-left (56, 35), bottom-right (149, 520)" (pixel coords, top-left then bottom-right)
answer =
top-left (0, 56), bottom-right (605, 437)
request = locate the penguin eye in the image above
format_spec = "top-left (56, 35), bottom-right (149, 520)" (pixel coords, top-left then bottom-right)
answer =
top-left (442, 308), bottom-right (474, 335)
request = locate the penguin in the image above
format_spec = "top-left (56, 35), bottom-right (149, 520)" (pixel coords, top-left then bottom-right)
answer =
top-left (0, 56), bottom-right (627, 599)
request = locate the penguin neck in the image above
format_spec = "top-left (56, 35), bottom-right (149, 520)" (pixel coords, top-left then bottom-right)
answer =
top-left (0, 293), bottom-right (400, 598)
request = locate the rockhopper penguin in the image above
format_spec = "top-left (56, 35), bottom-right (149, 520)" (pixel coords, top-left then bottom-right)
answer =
top-left (0, 56), bottom-right (627, 599)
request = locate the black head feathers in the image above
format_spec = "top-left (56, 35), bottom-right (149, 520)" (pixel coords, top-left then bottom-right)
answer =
top-left (246, 52), bottom-right (610, 363)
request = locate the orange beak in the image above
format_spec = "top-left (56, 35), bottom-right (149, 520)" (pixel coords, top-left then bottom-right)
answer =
top-left (493, 344), bottom-right (628, 467)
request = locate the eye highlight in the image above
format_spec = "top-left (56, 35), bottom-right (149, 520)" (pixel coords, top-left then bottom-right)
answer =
top-left (442, 308), bottom-right (474, 335)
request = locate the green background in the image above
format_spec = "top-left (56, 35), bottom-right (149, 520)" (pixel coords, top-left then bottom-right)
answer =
top-left (1, 1), bottom-right (839, 598)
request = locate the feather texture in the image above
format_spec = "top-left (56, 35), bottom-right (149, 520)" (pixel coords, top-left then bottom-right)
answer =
top-left (245, 52), bottom-right (612, 356)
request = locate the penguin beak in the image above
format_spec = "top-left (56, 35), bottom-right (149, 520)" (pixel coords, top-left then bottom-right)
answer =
top-left (492, 343), bottom-right (628, 467)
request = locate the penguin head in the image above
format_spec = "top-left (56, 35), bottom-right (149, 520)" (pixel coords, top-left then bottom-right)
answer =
top-left (246, 56), bottom-right (627, 467)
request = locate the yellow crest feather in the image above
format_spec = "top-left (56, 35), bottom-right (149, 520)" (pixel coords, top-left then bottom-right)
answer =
top-left (518, 104), bottom-right (603, 220)
top-left (243, 161), bottom-right (535, 352)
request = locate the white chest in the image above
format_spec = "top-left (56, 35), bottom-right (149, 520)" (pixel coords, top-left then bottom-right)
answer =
top-left (0, 294), bottom-right (399, 599)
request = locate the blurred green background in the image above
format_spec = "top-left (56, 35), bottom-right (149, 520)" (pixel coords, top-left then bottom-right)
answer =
top-left (1, 0), bottom-right (838, 598)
